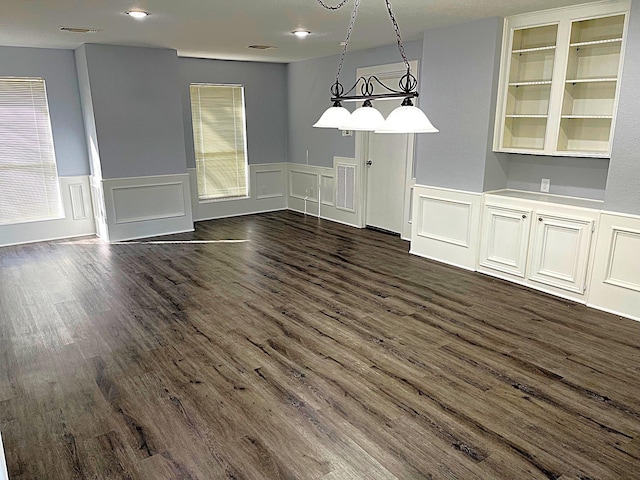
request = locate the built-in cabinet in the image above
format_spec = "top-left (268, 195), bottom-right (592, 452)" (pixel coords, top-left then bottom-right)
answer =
top-left (478, 191), bottom-right (600, 302)
top-left (494, 0), bottom-right (630, 157)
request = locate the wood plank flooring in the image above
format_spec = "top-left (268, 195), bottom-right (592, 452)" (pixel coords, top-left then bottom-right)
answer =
top-left (1, 210), bottom-right (640, 479)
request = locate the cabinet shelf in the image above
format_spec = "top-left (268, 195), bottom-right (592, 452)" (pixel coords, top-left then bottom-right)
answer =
top-left (561, 115), bottom-right (612, 119)
top-left (512, 45), bottom-right (557, 54)
top-left (570, 37), bottom-right (623, 47)
top-left (566, 77), bottom-right (617, 83)
top-left (506, 114), bottom-right (548, 118)
top-left (509, 81), bottom-right (553, 86)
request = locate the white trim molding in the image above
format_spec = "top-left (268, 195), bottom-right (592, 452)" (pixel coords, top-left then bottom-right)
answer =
top-left (0, 176), bottom-right (96, 247)
top-left (410, 185), bottom-right (482, 271)
top-left (588, 212), bottom-right (640, 321)
top-left (189, 163), bottom-right (287, 222)
top-left (102, 173), bottom-right (194, 242)
top-left (0, 431), bottom-right (8, 480)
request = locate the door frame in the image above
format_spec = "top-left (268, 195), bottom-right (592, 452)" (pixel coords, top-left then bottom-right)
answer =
top-left (354, 61), bottom-right (418, 241)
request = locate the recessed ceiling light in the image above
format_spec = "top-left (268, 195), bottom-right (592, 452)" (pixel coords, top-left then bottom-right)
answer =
top-left (293, 30), bottom-right (311, 38)
top-left (126, 10), bottom-right (149, 19)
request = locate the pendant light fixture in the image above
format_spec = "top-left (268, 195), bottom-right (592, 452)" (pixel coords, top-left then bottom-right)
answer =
top-left (313, 0), bottom-right (438, 134)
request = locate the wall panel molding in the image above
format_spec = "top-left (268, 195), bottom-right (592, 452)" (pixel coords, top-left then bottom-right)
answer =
top-left (410, 185), bottom-right (482, 271)
top-left (287, 159), bottom-right (363, 228)
top-left (589, 212), bottom-right (640, 321)
top-left (102, 173), bottom-right (193, 242)
top-left (189, 163), bottom-right (287, 222)
top-left (0, 176), bottom-right (96, 247)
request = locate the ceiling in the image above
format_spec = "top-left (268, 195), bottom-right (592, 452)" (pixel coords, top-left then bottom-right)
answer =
top-left (1, 0), bottom-right (595, 63)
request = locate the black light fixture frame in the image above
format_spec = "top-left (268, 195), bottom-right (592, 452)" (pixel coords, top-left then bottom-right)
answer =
top-left (319, 0), bottom-right (420, 107)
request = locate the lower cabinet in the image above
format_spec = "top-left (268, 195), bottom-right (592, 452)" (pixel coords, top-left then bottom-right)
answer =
top-left (479, 204), bottom-right (532, 278)
top-left (528, 213), bottom-right (594, 294)
top-left (478, 193), bottom-right (599, 302)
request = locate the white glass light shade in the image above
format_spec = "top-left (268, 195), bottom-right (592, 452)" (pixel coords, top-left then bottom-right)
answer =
top-left (341, 105), bottom-right (385, 131)
top-left (313, 105), bottom-right (351, 128)
top-left (375, 105), bottom-right (439, 133)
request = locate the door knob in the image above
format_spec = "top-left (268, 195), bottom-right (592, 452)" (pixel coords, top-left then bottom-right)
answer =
top-left (366, 160), bottom-right (373, 166)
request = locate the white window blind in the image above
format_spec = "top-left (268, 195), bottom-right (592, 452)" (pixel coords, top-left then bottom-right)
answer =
top-left (0, 77), bottom-right (63, 225)
top-left (190, 84), bottom-right (248, 201)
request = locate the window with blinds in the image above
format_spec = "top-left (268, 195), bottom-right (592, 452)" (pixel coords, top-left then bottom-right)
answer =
top-left (0, 77), bottom-right (63, 225)
top-left (190, 84), bottom-right (249, 201)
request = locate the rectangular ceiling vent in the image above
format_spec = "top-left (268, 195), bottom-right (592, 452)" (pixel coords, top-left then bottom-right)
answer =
top-left (60, 27), bottom-right (102, 33)
top-left (248, 45), bottom-right (275, 50)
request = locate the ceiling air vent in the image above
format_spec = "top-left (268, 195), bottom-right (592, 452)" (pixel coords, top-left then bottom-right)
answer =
top-left (60, 27), bottom-right (102, 33)
top-left (248, 45), bottom-right (275, 50)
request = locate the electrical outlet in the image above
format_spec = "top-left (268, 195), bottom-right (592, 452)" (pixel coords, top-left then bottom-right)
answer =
top-left (342, 129), bottom-right (353, 137)
top-left (540, 178), bottom-right (550, 193)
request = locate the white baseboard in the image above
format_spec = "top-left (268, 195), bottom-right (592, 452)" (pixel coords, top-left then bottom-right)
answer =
top-left (189, 164), bottom-right (288, 222)
top-left (409, 249), bottom-right (476, 272)
top-left (0, 176), bottom-right (96, 248)
top-left (101, 173), bottom-right (194, 242)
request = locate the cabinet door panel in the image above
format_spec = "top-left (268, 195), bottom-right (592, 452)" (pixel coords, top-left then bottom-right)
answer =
top-left (528, 213), bottom-right (593, 293)
top-left (480, 205), bottom-right (532, 278)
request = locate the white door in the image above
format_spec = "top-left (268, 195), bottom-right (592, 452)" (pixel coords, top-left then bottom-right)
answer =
top-left (359, 62), bottom-right (417, 237)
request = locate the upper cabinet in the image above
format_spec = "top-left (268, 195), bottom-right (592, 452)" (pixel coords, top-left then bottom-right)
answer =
top-left (494, 1), bottom-right (630, 158)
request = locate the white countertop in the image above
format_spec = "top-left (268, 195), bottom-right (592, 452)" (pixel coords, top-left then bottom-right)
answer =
top-left (485, 189), bottom-right (604, 210)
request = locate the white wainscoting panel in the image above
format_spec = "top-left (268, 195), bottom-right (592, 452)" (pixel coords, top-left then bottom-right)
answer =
top-left (289, 170), bottom-right (318, 202)
top-left (287, 159), bottom-right (363, 228)
top-left (102, 173), bottom-right (193, 242)
top-left (0, 176), bottom-right (96, 247)
top-left (410, 186), bottom-right (482, 271)
top-left (588, 212), bottom-right (640, 321)
top-left (321, 174), bottom-right (335, 206)
top-left (255, 169), bottom-right (285, 200)
top-left (69, 183), bottom-right (88, 220)
top-left (189, 163), bottom-right (287, 222)
top-left (113, 182), bottom-right (186, 224)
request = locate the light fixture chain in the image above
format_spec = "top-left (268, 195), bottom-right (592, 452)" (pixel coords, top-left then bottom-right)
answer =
top-left (335, 0), bottom-right (360, 82)
top-left (384, 0), bottom-right (410, 71)
top-left (315, 0), bottom-right (351, 10)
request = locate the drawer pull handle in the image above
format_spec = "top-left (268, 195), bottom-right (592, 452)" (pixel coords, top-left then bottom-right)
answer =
top-left (522, 214), bottom-right (527, 219)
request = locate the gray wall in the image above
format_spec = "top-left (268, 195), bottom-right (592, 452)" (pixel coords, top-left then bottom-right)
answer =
top-left (416, 17), bottom-right (506, 192)
top-left (605, 0), bottom-right (640, 215)
top-left (508, 155), bottom-right (609, 200)
top-left (287, 40), bottom-right (423, 168)
top-left (79, 44), bottom-right (188, 179)
top-left (179, 58), bottom-right (288, 168)
top-left (0, 46), bottom-right (89, 177)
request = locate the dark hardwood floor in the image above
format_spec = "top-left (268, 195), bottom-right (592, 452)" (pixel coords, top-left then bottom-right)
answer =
top-left (1, 210), bottom-right (640, 479)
